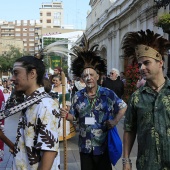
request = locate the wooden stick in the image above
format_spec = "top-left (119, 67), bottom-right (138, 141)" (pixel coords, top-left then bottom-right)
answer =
top-left (61, 71), bottom-right (67, 170)
top-left (0, 129), bottom-right (14, 151)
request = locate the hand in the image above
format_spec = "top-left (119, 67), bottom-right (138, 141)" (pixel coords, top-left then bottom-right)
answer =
top-left (9, 148), bottom-right (14, 154)
top-left (122, 163), bottom-right (132, 170)
top-left (106, 120), bottom-right (116, 129)
top-left (60, 108), bottom-right (68, 118)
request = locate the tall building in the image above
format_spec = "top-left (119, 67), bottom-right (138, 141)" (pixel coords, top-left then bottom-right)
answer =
top-left (0, 20), bottom-right (42, 55)
top-left (39, 1), bottom-right (64, 28)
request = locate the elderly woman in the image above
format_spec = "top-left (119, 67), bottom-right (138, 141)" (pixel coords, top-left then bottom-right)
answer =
top-left (102, 68), bottom-right (124, 98)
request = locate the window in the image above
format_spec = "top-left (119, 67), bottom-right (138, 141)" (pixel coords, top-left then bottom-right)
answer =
top-left (47, 19), bottom-right (51, 23)
top-left (15, 28), bottom-right (21, 31)
top-left (29, 48), bottom-right (34, 51)
top-left (23, 33), bottom-right (27, 36)
top-left (15, 33), bottom-right (20, 36)
top-left (47, 12), bottom-right (51, 16)
top-left (29, 39), bottom-right (34, 41)
top-left (29, 33), bottom-right (34, 36)
top-left (29, 28), bottom-right (34, 31)
top-left (29, 43), bottom-right (34, 46)
top-left (40, 13), bottom-right (42, 16)
top-left (23, 28), bottom-right (27, 31)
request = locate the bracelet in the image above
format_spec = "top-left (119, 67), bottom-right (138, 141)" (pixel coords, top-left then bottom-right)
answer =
top-left (122, 158), bottom-right (132, 165)
top-left (66, 113), bottom-right (68, 119)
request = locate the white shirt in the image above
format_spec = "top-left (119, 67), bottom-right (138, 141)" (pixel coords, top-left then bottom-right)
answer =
top-left (12, 87), bottom-right (60, 170)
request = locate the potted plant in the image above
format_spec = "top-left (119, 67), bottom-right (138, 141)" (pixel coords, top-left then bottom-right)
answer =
top-left (154, 13), bottom-right (170, 34)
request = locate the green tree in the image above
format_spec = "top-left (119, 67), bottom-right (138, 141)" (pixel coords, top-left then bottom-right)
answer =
top-left (0, 45), bottom-right (23, 72)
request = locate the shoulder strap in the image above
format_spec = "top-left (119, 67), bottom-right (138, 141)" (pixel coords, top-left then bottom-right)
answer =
top-left (0, 92), bottom-right (49, 120)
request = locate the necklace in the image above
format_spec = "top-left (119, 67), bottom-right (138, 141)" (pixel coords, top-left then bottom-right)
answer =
top-left (152, 81), bottom-right (165, 91)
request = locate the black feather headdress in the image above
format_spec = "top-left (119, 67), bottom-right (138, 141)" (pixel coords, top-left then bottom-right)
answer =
top-left (71, 34), bottom-right (107, 77)
top-left (122, 29), bottom-right (170, 62)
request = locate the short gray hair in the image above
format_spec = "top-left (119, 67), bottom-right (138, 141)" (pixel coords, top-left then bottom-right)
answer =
top-left (111, 68), bottom-right (120, 76)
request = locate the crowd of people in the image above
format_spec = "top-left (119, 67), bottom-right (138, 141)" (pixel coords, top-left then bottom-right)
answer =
top-left (0, 29), bottom-right (169, 170)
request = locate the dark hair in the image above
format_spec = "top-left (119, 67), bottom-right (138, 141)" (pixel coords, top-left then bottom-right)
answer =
top-left (52, 75), bottom-right (61, 81)
top-left (54, 67), bottom-right (62, 73)
top-left (15, 56), bottom-right (45, 86)
top-left (43, 77), bottom-right (52, 93)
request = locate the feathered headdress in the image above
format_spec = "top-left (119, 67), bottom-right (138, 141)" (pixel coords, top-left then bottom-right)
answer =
top-left (71, 34), bottom-right (107, 77)
top-left (122, 29), bottom-right (170, 62)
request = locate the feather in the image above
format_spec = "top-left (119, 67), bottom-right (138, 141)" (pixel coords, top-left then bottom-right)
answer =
top-left (122, 29), bottom-right (170, 63)
top-left (71, 34), bottom-right (107, 77)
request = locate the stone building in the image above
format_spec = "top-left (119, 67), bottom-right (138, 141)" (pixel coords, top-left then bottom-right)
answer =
top-left (85, 0), bottom-right (169, 74)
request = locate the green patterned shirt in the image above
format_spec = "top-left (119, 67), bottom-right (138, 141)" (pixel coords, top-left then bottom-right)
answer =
top-left (124, 78), bottom-right (170, 170)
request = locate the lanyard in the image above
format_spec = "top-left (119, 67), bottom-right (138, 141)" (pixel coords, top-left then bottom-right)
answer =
top-left (87, 86), bottom-right (100, 116)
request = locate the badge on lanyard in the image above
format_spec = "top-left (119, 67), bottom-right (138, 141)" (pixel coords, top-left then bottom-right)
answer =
top-left (85, 117), bottom-right (95, 125)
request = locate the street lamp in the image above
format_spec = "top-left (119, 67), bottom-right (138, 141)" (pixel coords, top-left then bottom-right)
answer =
top-left (154, 0), bottom-right (170, 8)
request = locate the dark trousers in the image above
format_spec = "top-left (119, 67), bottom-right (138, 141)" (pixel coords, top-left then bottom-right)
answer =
top-left (80, 150), bottom-right (112, 170)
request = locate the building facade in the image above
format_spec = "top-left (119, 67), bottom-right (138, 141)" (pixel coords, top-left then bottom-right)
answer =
top-left (86, 0), bottom-right (169, 74)
top-left (0, 20), bottom-right (41, 55)
top-left (39, 1), bottom-right (64, 28)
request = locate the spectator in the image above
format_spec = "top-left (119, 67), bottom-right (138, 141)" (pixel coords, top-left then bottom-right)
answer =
top-left (102, 68), bottom-right (124, 98)
top-left (136, 75), bottom-right (146, 88)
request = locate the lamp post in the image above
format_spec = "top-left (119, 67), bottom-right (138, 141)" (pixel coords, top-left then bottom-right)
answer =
top-left (154, 0), bottom-right (170, 77)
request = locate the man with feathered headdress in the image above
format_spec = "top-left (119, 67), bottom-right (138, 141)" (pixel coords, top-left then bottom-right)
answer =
top-left (60, 34), bottom-right (127, 170)
top-left (122, 29), bottom-right (170, 170)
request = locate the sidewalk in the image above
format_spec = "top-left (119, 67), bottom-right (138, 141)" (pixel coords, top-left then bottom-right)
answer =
top-left (0, 114), bottom-right (137, 170)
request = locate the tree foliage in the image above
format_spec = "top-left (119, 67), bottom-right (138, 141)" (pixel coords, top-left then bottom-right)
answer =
top-left (0, 45), bottom-right (23, 71)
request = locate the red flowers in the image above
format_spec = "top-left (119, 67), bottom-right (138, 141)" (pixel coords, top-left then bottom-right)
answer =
top-left (123, 63), bottom-right (139, 103)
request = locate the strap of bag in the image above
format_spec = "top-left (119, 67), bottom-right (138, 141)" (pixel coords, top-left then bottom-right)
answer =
top-left (0, 92), bottom-right (49, 120)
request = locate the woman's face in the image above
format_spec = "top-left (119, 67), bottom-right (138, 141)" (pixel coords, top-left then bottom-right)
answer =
top-left (52, 77), bottom-right (61, 87)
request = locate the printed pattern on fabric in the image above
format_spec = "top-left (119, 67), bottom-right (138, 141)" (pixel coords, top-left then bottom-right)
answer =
top-left (12, 87), bottom-right (61, 170)
top-left (70, 86), bottom-right (126, 155)
top-left (124, 78), bottom-right (170, 170)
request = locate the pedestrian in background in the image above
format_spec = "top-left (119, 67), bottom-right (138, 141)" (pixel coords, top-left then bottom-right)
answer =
top-left (11, 55), bottom-right (60, 169)
top-left (120, 71), bottom-right (126, 85)
top-left (60, 35), bottom-right (127, 170)
top-left (102, 68), bottom-right (124, 98)
top-left (50, 75), bottom-right (76, 141)
top-left (136, 75), bottom-right (146, 88)
top-left (122, 29), bottom-right (170, 170)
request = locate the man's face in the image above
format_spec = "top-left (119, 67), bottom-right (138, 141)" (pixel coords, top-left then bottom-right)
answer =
top-left (110, 70), bottom-right (118, 80)
top-left (82, 68), bottom-right (99, 88)
top-left (138, 57), bottom-right (163, 80)
top-left (11, 62), bottom-right (32, 94)
top-left (54, 69), bottom-right (59, 75)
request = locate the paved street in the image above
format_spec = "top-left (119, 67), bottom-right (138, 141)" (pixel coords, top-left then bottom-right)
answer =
top-left (0, 113), bottom-right (137, 170)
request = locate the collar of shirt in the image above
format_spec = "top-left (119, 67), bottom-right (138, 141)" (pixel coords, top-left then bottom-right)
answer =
top-left (139, 77), bottom-right (170, 93)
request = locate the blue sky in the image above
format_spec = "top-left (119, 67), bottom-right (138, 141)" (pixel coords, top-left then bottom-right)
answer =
top-left (0, 0), bottom-right (90, 29)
